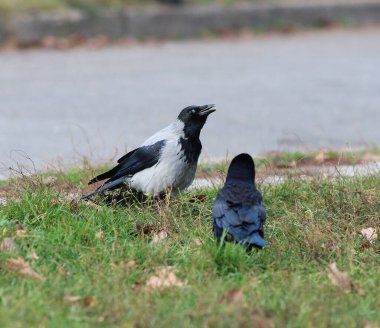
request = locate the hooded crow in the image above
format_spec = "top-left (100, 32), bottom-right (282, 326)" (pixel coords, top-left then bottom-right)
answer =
top-left (212, 153), bottom-right (268, 250)
top-left (82, 104), bottom-right (216, 199)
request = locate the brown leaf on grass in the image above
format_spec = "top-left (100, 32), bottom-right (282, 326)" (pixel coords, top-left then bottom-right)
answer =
top-left (64, 295), bottom-right (95, 307)
top-left (359, 228), bottom-right (377, 242)
top-left (145, 266), bottom-right (186, 292)
top-left (0, 238), bottom-right (18, 252)
top-left (151, 230), bottom-right (169, 243)
top-left (83, 296), bottom-right (95, 307)
top-left (327, 262), bottom-right (365, 295)
top-left (16, 229), bottom-right (27, 237)
top-left (220, 288), bottom-right (243, 303)
top-left (64, 295), bottom-right (82, 303)
top-left (96, 230), bottom-right (104, 239)
top-left (132, 281), bottom-right (143, 291)
top-left (7, 257), bottom-right (44, 281)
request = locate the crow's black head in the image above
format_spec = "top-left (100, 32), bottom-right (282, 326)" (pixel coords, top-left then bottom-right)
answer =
top-left (178, 104), bottom-right (216, 139)
top-left (226, 153), bottom-right (256, 183)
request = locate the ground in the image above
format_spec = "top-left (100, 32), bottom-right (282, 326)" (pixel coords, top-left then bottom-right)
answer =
top-left (0, 161), bottom-right (379, 327)
top-left (0, 0), bottom-right (278, 14)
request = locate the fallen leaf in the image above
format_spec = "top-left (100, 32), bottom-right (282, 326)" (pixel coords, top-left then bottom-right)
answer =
top-left (96, 230), bottom-right (104, 239)
top-left (327, 262), bottom-right (365, 295)
top-left (360, 228), bottom-right (377, 242)
top-left (83, 296), bottom-right (95, 307)
top-left (145, 266), bottom-right (186, 292)
top-left (64, 295), bottom-right (95, 307)
top-left (0, 237), bottom-right (18, 252)
top-left (220, 288), bottom-right (243, 303)
top-left (16, 229), bottom-right (27, 237)
top-left (132, 281), bottom-right (142, 291)
top-left (64, 295), bottom-right (82, 303)
top-left (0, 197), bottom-right (7, 206)
top-left (7, 257), bottom-right (44, 281)
top-left (151, 230), bottom-right (169, 243)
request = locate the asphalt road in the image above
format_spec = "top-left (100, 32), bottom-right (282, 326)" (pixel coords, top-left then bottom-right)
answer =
top-left (1, 28), bottom-right (379, 176)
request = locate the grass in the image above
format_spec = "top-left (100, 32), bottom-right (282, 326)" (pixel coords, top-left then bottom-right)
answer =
top-left (197, 148), bottom-right (380, 177)
top-left (0, 167), bottom-right (379, 327)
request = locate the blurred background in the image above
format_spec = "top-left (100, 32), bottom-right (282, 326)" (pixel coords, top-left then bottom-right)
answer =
top-left (1, 0), bottom-right (380, 177)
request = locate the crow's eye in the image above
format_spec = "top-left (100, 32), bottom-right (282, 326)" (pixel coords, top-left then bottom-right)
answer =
top-left (191, 109), bottom-right (196, 114)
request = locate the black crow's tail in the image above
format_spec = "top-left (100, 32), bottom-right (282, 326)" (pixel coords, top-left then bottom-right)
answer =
top-left (81, 176), bottom-right (130, 200)
top-left (88, 165), bottom-right (121, 185)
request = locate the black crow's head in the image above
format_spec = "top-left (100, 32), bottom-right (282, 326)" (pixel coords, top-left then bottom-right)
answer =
top-left (178, 104), bottom-right (216, 138)
top-left (226, 153), bottom-right (256, 183)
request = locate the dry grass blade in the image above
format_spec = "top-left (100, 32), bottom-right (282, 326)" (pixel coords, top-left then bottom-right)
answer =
top-left (327, 262), bottom-right (365, 295)
top-left (7, 257), bottom-right (44, 281)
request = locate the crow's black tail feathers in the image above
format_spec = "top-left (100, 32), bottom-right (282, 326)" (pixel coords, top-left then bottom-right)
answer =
top-left (88, 165), bottom-right (121, 185)
top-left (81, 176), bottom-right (130, 200)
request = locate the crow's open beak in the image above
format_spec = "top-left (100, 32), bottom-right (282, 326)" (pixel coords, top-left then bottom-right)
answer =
top-left (198, 104), bottom-right (216, 116)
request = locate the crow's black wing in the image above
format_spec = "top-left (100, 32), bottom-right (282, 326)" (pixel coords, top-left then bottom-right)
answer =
top-left (212, 196), bottom-right (228, 242)
top-left (89, 140), bottom-right (166, 184)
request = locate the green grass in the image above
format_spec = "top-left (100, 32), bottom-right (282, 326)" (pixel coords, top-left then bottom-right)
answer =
top-left (198, 148), bottom-right (380, 177)
top-left (0, 169), bottom-right (379, 327)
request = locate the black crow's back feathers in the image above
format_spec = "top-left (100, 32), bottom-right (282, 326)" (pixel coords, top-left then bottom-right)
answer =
top-left (88, 140), bottom-right (166, 185)
top-left (212, 153), bottom-right (268, 249)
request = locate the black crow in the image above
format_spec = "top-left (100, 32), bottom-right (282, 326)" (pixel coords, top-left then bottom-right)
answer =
top-left (212, 153), bottom-right (268, 249)
top-left (82, 104), bottom-right (216, 199)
